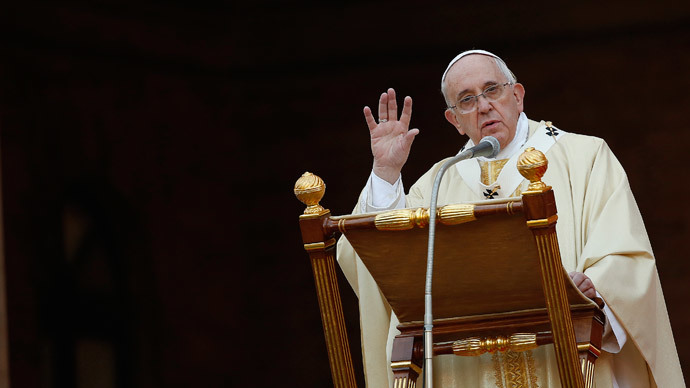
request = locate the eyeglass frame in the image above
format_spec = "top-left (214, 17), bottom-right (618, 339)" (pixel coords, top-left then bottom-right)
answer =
top-left (447, 82), bottom-right (514, 114)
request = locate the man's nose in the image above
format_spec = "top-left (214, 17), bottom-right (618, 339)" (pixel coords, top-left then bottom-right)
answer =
top-left (477, 95), bottom-right (492, 113)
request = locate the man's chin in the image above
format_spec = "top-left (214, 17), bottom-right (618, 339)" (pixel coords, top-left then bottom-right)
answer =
top-left (481, 131), bottom-right (507, 147)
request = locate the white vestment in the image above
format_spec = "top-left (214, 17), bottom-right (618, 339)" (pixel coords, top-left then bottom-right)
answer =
top-left (336, 118), bottom-right (685, 387)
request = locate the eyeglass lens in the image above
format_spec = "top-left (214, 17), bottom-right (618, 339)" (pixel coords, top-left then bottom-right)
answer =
top-left (456, 83), bottom-right (509, 113)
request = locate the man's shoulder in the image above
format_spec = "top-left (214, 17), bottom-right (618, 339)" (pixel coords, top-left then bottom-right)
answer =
top-left (560, 131), bottom-right (607, 149)
top-left (529, 119), bottom-right (602, 140)
top-left (529, 119), bottom-right (609, 154)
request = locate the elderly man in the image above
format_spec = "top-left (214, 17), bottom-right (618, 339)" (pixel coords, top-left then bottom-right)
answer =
top-left (336, 50), bottom-right (684, 387)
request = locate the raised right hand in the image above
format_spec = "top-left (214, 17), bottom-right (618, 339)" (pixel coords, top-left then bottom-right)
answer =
top-left (364, 88), bottom-right (420, 184)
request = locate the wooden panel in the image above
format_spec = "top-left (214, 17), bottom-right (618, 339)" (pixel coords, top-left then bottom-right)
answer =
top-left (343, 206), bottom-right (593, 322)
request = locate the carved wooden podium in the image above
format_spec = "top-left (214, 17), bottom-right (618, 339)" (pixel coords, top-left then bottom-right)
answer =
top-left (295, 148), bottom-right (604, 388)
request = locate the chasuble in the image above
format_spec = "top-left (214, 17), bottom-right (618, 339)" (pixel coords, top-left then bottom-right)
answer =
top-left (336, 119), bottom-right (684, 387)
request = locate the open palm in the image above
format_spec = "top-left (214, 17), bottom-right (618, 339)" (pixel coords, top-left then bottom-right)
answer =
top-left (364, 88), bottom-right (419, 184)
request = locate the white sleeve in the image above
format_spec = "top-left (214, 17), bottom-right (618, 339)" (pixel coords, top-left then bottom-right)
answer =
top-left (359, 171), bottom-right (406, 213)
top-left (597, 291), bottom-right (627, 353)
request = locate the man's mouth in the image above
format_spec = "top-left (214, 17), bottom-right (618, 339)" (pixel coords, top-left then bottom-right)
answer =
top-left (482, 120), bottom-right (500, 130)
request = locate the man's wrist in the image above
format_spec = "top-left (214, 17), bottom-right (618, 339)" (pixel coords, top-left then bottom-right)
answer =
top-left (366, 170), bottom-right (404, 211)
top-left (372, 165), bottom-right (401, 185)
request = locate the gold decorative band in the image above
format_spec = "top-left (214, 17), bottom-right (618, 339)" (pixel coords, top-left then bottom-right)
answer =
top-left (506, 201), bottom-right (515, 215)
top-left (338, 218), bottom-right (346, 234)
top-left (375, 208), bottom-right (430, 230)
top-left (522, 182), bottom-right (551, 194)
top-left (413, 207), bottom-right (430, 228)
top-left (375, 204), bottom-right (476, 231)
top-left (452, 333), bottom-right (537, 356)
top-left (577, 343), bottom-right (601, 358)
top-left (303, 238), bottom-right (336, 251)
top-left (438, 204), bottom-right (476, 225)
top-left (391, 360), bottom-right (423, 375)
top-left (526, 214), bottom-right (558, 228)
top-left (580, 358), bottom-right (595, 388)
top-left (393, 376), bottom-right (415, 388)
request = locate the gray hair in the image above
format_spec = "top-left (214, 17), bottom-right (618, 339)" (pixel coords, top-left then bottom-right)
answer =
top-left (441, 52), bottom-right (517, 107)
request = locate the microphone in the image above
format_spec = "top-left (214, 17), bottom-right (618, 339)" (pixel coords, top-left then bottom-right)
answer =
top-left (466, 136), bottom-right (500, 159)
top-left (422, 136), bottom-right (500, 388)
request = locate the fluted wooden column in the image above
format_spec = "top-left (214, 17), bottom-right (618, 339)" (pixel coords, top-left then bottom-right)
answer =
top-left (518, 148), bottom-right (584, 388)
top-left (295, 173), bottom-right (356, 387)
top-left (578, 342), bottom-right (601, 388)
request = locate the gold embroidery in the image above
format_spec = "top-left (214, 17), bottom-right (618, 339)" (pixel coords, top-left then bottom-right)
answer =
top-left (479, 159), bottom-right (510, 186)
top-left (505, 351), bottom-right (527, 388)
top-left (491, 350), bottom-right (539, 388)
top-left (491, 353), bottom-right (505, 388)
top-left (526, 350), bottom-right (539, 388)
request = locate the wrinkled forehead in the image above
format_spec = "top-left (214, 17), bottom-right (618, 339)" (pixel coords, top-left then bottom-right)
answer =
top-left (441, 49), bottom-right (500, 83)
top-left (443, 55), bottom-right (504, 92)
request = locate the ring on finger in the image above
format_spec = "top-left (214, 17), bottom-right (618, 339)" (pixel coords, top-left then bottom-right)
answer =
top-left (379, 119), bottom-right (388, 123)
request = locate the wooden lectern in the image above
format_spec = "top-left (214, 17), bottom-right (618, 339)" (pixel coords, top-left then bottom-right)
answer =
top-left (295, 148), bottom-right (604, 388)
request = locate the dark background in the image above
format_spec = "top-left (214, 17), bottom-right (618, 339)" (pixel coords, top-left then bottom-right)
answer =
top-left (1, 1), bottom-right (688, 387)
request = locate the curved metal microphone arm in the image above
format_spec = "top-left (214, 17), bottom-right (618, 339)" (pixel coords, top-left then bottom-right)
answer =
top-left (422, 136), bottom-right (499, 388)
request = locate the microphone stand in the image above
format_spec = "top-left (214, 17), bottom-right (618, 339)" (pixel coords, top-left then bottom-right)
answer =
top-left (423, 137), bottom-right (499, 388)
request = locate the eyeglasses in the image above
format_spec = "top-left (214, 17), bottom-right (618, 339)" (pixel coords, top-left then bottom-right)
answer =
top-left (448, 82), bottom-right (513, 114)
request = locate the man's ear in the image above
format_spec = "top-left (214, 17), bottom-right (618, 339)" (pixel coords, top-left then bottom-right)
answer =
top-left (513, 83), bottom-right (526, 112)
top-left (444, 109), bottom-right (465, 135)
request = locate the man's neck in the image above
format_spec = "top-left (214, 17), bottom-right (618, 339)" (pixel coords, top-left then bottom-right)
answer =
top-left (492, 112), bottom-right (528, 160)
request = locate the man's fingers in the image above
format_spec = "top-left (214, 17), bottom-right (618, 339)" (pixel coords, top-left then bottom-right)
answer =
top-left (569, 271), bottom-right (596, 299)
top-left (581, 278), bottom-right (594, 292)
top-left (401, 128), bottom-right (419, 149)
top-left (387, 88), bottom-right (398, 121)
top-left (569, 271), bottom-right (584, 286)
top-left (363, 106), bottom-right (377, 131)
top-left (378, 92), bottom-right (388, 121)
top-left (582, 284), bottom-right (596, 298)
top-left (400, 96), bottom-right (413, 127)
top-left (581, 287), bottom-right (595, 298)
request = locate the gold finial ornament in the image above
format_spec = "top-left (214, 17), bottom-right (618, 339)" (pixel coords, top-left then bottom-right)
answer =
top-left (294, 172), bottom-right (327, 215)
top-left (375, 208), bottom-right (430, 230)
top-left (517, 147), bottom-right (550, 193)
top-left (452, 333), bottom-right (538, 356)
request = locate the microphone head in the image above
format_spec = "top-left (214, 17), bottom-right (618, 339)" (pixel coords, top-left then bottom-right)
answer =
top-left (478, 136), bottom-right (500, 158)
